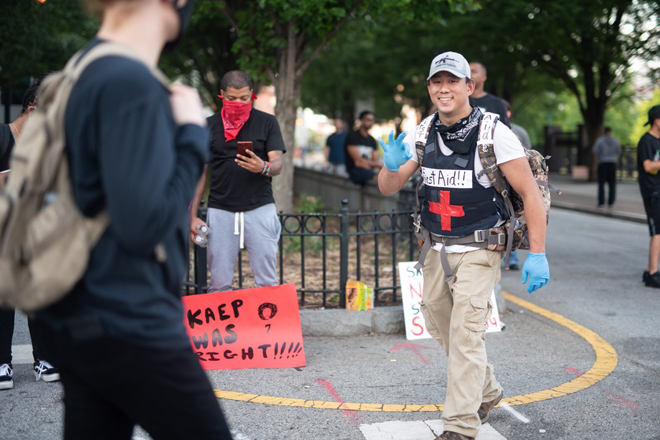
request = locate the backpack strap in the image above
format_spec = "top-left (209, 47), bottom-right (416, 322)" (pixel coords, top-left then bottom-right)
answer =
top-left (412, 114), bottom-right (436, 271)
top-left (476, 112), bottom-right (517, 267)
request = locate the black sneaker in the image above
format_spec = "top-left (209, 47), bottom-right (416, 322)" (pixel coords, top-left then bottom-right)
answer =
top-left (34, 360), bottom-right (60, 382)
top-left (645, 272), bottom-right (660, 288)
top-left (0, 363), bottom-right (13, 390)
top-left (644, 271), bottom-right (650, 283)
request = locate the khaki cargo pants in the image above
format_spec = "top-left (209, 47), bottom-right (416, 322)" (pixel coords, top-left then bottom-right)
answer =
top-left (420, 248), bottom-right (504, 438)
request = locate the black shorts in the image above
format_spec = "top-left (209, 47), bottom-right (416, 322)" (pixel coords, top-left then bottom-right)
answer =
top-left (643, 193), bottom-right (660, 236)
top-left (348, 167), bottom-right (377, 184)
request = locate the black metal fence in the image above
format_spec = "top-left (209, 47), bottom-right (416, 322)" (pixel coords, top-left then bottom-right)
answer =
top-left (184, 199), bottom-right (417, 308)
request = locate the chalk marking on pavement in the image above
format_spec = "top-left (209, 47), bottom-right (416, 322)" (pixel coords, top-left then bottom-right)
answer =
top-left (564, 367), bottom-right (638, 410)
top-left (498, 401), bottom-right (530, 423)
top-left (212, 291), bottom-right (618, 411)
top-left (316, 379), bottom-right (361, 423)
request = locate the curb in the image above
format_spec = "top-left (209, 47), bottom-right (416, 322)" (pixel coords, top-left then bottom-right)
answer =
top-left (552, 201), bottom-right (646, 224)
top-left (300, 306), bottom-right (405, 337)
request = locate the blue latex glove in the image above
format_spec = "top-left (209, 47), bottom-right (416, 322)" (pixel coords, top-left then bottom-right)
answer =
top-left (379, 130), bottom-right (412, 171)
top-left (521, 253), bottom-right (550, 294)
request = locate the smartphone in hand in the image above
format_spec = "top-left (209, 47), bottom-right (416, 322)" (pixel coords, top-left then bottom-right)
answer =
top-left (237, 141), bottom-right (253, 156)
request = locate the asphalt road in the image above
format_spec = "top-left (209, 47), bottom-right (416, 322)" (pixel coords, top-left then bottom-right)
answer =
top-left (1, 208), bottom-right (659, 440)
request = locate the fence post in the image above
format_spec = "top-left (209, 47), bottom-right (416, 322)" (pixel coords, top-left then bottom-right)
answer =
top-left (194, 205), bottom-right (208, 294)
top-left (339, 198), bottom-right (349, 308)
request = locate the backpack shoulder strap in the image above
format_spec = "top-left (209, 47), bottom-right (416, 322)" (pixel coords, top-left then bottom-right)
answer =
top-left (69, 42), bottom-right (171, 88)
top-left (476, 112), bottom-right (509, 197)
top-left (414, 113), bottom-right (436, 168)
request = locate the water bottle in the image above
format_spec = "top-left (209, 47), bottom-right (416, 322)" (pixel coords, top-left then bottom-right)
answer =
top-left (193, 234), bottom-right (208, 247)
top-left (196, 224), bottom-right (209, 237)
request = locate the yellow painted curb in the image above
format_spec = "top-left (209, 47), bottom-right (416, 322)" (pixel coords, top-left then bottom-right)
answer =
top-left (213, 291), bottom-right (617, 412)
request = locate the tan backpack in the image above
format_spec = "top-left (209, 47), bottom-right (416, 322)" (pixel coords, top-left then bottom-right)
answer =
top-left (0, 42), bottom-right (169, 312)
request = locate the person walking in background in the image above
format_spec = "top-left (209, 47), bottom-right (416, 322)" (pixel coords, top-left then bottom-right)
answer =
top-left (1, 78), bottom-right (60, 390)
top-left (189, 70), bottom-right (285, 293)
top-left (637, 105), bottom-right (660, 288)
top-left (593, 127), bottom-right (621, 208)
top-left (325, 118), bottom-right (347, 175)
top-left (31, 0), bottom-right (233, 438)
top-left (345, 110), bottom-right (383, 184)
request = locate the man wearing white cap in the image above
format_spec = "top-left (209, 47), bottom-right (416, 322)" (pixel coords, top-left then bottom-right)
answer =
top-left (377, 52), bottom-right (549, 440)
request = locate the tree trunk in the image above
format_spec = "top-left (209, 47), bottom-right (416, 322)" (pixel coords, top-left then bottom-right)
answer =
top-left (272, 21), bottom-right (300, 214)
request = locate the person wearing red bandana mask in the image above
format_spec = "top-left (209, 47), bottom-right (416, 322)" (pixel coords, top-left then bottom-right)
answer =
top-left (190, 70), bottom-right (285, 292)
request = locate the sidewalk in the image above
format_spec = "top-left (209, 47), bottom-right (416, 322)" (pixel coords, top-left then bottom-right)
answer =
top-left (549, 173), bottom-right (646, 224)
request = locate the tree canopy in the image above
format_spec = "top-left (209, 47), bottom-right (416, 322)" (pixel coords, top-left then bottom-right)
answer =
top-left (0, 0), bottom-right (96, 90)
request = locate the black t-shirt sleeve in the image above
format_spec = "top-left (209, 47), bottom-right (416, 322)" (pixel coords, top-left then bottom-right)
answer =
top-left (266, 115), bottom-right (286, 153)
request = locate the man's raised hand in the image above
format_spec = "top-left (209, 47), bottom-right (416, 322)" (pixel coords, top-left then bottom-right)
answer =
top-left (379, 130), bottom-right (412, 171)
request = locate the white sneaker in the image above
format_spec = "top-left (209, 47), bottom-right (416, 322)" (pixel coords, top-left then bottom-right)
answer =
top-left (0, 363), bottom-right (13, 390)
top-left (34, 360), bottom-right (60, 382)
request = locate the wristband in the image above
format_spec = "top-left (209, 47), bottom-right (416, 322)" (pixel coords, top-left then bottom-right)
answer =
top-left (261, 161), bottom-right (271, 176)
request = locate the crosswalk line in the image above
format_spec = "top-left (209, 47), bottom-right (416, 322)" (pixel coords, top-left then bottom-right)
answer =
top-left (11, 344), bottom-right (33, 365)
top-left (360, 420), bottom-right (506, 440)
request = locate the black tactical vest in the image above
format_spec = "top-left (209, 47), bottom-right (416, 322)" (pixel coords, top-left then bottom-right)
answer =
top-left (420, 122), bottom-right (507, 237)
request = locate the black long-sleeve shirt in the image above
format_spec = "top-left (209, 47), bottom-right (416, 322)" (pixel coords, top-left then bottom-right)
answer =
top-left (37, 42), bottom-right (208, 350)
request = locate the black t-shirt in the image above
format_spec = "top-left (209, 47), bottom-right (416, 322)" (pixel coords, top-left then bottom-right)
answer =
top-left (637, 132), bottom-right (660, 197)
top-left (206, 108), bottom-right (286, 212)
top-left (36, 39), bottom-right (209, 350)
top-left (470, 94), bottom-right (510, 127)
top-left (0, 124), bottom-right (16, 172)
top-left (344, 130), bottom-right (378, 171)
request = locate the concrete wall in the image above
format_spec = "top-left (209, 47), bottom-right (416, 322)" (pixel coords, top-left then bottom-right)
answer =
top-left (293, 166), bottom-right (417, 212)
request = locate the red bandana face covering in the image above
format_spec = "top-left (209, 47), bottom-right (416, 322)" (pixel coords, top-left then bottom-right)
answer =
top-left (219, 92), bottom-right (258, 142)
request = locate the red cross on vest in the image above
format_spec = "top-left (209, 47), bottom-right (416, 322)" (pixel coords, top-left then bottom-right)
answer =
top-left (428, 190), bottom-right (465, 231)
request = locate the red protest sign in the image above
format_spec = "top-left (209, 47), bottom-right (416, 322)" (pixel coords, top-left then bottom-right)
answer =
top-left (181, 283), bottom-right (306, 370)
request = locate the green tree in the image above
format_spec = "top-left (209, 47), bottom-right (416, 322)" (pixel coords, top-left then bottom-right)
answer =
top-left (630, 88), bottom-right (660, 147)
top-left (0, 0), bottom-right (96, 89)
top-left (159, 1), bottom-right (238, 110)
top-left (214, 0), bottom-right (475, 212)
top-left (499, 0), bottom-right (660, 179)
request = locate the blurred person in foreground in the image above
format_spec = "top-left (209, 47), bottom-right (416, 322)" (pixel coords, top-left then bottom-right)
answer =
top-left (1, 78), bottom-right (61, 391)
top-left (378, 51), bottom-right (549, 440)
top-left (345, 110), bottom-right (383, 184)
top-left (189, 70), bottom-right (285, 293)
top-left (593, 126), bottom-right (621, 208)
top-left (32, 0), bottom-right (233, 438)
top-left (637, 105), bottom-right (660, 288)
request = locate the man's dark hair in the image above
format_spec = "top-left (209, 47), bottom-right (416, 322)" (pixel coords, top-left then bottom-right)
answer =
top-left (359, 111), bottom-right (374, 120)
top-left (604, 126), bottom-right (612, 134)
top-left (21, 84), bottom-right (39, 114)
top-left (220, 70), bottom-right (253, 91)
top-left (20, 72), bottom-right (52, 114)
top-left (503, 100), bottom-right (512, 113)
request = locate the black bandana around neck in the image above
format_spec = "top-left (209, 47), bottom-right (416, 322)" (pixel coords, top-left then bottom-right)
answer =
top-left (434, 107), bottom-right (482, 154)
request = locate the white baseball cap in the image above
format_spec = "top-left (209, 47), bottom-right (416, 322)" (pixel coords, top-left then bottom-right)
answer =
top-left (427, 52), bottom-right (471, 81)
